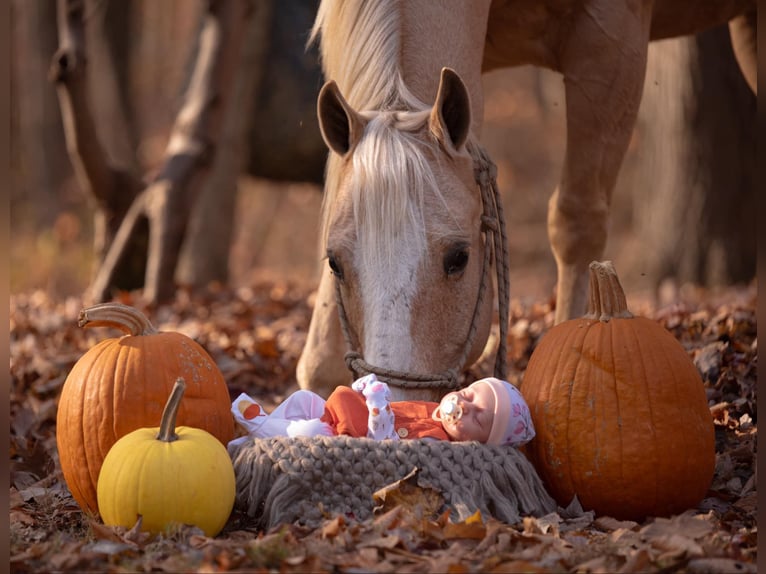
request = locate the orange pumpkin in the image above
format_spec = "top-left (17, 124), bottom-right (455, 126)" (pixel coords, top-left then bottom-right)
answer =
top-left (56, 303), bottom-right (234, 515)
top-left (521, 261), bottom-right (715, 521)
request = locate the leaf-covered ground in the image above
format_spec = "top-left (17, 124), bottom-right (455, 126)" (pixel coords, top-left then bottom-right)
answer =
top-left (10, 281), bottom-right (757, 573)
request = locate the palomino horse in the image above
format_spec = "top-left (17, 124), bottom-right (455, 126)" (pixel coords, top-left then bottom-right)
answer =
top-left (297, 0), bottom-right (756, 402)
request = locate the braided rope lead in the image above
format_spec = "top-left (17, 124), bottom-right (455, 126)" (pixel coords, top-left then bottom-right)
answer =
top-left (472, 143), bottom-right (511, 380)
top-left (335, 142), bottom-right (510, 390)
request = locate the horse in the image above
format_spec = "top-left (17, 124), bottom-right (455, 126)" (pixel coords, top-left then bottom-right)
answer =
top-left (296, 0), bottom-right (757, 402)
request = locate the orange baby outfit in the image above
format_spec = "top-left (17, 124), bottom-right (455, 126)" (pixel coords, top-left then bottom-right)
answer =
top-left (321, 386), bottom-right (450, 440)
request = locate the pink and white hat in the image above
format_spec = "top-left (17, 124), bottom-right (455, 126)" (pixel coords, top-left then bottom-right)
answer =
top-left (471, 378), bottom-right (535, 446)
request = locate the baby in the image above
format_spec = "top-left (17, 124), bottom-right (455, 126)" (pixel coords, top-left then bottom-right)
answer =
top-left (229, 374), bottom-right (534, 449)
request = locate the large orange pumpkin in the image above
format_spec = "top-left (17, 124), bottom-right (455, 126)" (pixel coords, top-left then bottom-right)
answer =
top-left (521, 261), bottom-right (715, 521)
top-left (56, 303), bottom-right (234, 515)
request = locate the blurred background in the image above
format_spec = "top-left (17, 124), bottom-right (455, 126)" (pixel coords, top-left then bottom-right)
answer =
top-left (10, 0), bottom-right (756, 307)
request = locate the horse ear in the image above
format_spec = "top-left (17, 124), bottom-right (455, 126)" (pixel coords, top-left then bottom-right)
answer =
top-left (317, 80), bottom-right (367, 156)
top-left (430, 67), bottom-right (471, 151)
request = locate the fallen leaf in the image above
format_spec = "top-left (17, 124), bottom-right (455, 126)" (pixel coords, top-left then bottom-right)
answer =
top-left (372, 505), bottom-right (404, 531)
top-left (618, 548), bottom-right (652, 573)
top-left (359, 534), bottom-right (403, 550)
top-left (442, 510), bottom-right (487, 540)
top-left (733, 493), bottom-right (757, 513)
top-left (488, 559), bottom-right (550, 573)
top-left (594, 516), bottom-right (639, 532)
top-left (653, 533), bottom-right (705, 561)
top-left (10, 509), bottom-right (36, 526)
top-left (687, 557), bottom-right (757, 574)
top-left (86, 540), bottom-right (136, 556)
top-left (372, 467), bottom-right (444, 518)
top-left (321, 515), bottom-right (346, 539)
top-left (8, 283), bottom-right (758, 573)
top-left (88, 520), bottom-right (128, 543)
top-left (640, 512), bottom-right (714, 541)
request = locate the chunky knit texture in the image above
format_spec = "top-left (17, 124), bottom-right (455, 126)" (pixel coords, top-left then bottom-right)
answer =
top-left (229, 435), bottom-right (556, 530)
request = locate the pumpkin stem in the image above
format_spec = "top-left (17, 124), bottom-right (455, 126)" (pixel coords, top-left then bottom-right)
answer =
top-left (584, 261), bottom-right (634, 322)
top-left (78, 303), bottom-right (158, 336)
top-left (157, 378), bottom-right (186, 442)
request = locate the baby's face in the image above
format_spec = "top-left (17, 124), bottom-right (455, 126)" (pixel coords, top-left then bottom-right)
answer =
top-left (434, 383), bottom-right (495, 442)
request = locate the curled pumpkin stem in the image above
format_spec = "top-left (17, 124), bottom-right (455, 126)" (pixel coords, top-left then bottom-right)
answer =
top-left (78, 302), bottom-right (159, 336)
top-left (585, 260), bottom-right (634, 322)
top-left (157, 378), bottom-right (186, 443)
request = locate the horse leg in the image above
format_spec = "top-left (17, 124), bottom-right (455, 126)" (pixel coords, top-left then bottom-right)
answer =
top-left (548, 2), bottom-right (652, 323)
top-left (728, 10), bottom-right (757, 94)
top-left (296, 267), bottom-right (352, 397)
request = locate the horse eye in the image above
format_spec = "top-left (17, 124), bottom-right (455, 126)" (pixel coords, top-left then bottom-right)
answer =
top-left (444, 246), bottom-right (469, 277)
top-left (327, 252), bottom-right (344, 279)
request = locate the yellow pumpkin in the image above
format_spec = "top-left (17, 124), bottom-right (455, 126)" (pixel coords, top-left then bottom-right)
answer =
top-left (521, 261), bottom-right (715, 521)
top-left (97, 378), bottom-right (236, 537)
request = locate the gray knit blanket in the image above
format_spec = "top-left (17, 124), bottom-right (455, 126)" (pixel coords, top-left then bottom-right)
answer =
top-left (229, 435), bottom-right (557, 530)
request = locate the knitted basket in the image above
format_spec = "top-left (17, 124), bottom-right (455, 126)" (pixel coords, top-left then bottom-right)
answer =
top-left (229, 435), bottom-right (557, 530)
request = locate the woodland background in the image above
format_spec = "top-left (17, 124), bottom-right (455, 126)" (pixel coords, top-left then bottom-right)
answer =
top-left (10, 0), bottom-right (756, 304)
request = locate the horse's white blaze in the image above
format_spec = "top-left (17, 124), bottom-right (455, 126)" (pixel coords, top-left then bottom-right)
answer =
top-left (356, 228), bottom-right (424, 373)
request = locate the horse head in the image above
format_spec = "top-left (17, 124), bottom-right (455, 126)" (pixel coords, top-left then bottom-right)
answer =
top-left (316, 68), bottom-right (496, 402)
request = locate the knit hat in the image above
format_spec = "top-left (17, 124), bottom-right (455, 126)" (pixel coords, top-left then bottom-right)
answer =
top-left (469, 378), bottom-right (535, 446)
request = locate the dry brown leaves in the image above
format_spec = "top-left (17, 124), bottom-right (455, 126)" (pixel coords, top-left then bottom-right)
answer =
top-left (9, 280), bottom-right (757, 573)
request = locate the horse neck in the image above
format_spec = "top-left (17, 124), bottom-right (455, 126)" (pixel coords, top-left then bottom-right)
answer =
top-left (313, 0), bottom-right (490, 134)
top-left (399, 0), bottom-right (490, 134)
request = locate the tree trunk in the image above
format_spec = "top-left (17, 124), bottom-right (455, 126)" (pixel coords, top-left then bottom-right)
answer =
top-left (179, 1), bottom-right (328, 289)
top-left (89, 0), bottom-right (253, 304)
top-left (84, 0), bottom-right (139, 175)
top-left (12, 0), bottom-right (71, 227)
top-left (50, 0), bottom-right (147, 292)
top-left (177, 0), bottom-right (274, 288)
top-left (620, 25), bottom-right (755, 294)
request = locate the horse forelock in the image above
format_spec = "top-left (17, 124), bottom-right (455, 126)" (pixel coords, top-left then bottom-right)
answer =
top-left (323, 111), bottom-right (465, 273)
top-left (313, 0), bottom-right (459, 264)
top-left (354, 112), bottom-right (434, 269)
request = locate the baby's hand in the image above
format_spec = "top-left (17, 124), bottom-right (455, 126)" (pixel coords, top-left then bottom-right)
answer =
top-left (362, 381), bottom-right (392, 410)
top-left (351, 373), bottom-right (378, 394)
top-left (353, 375), bottom-right (398, 441)
top-left (352, 374), bottom-right (391, 409)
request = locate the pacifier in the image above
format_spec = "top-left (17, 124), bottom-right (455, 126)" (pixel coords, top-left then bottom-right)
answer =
top-left (439, 394), bottom-right (463, 424)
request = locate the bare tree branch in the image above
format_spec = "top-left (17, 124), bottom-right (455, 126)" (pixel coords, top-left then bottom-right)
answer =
top-left (50, 0), bottom-right (147, 291)
top-left (13, 0), bottom-right (71, 227)
top-left (50, 0), bottom-right (113, 202)
top-left (85, 0), bottom-right (140, 176)
top-left (89, 0), bottom-right (253, 304)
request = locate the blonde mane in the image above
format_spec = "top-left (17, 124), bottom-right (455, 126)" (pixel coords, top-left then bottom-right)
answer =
top-left (310, 0), bottom-right (465, 265)
top-left (309, 0), bottom-right (422, 111)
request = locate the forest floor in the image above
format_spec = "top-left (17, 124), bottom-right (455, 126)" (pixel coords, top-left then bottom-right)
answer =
top-left (9, 279), bottom-right (757, 573)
